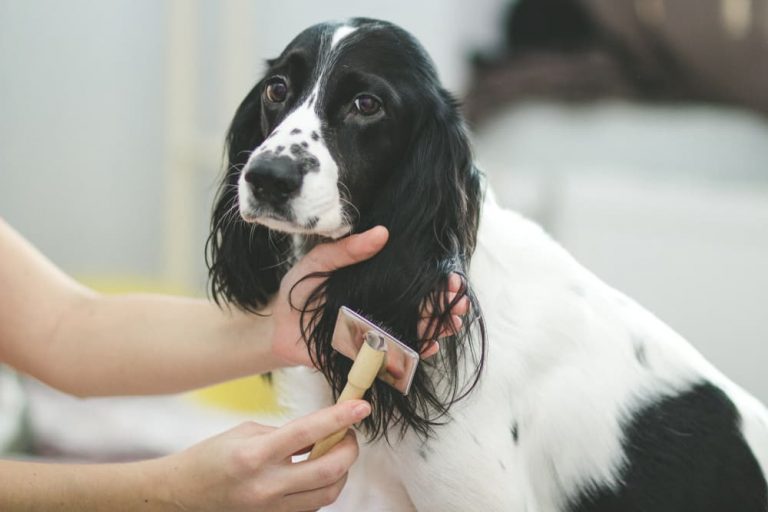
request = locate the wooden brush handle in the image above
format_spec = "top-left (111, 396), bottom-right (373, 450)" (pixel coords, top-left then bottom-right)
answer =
top-left (308, 339), bottom-right (385, 460)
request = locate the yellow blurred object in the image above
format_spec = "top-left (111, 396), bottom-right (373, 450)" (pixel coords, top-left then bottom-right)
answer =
top-left (191, 375), bottom-right (281, 413)
top-left (78, 275), bottom-right (281, 414)
top-left (78, 275), bottom-right (189, 295)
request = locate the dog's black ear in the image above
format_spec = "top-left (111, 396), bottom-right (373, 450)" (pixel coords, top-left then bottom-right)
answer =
top-left (206, 83), bottom-right (291, 311)
top-left (306, 88), bottom-right (486, 440)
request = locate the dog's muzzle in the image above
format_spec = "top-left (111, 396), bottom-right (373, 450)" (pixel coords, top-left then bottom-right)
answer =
top-left (243, 155), bottom-right (303, 207)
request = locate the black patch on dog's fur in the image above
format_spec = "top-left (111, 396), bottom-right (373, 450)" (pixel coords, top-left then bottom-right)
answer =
top-left (566, 382), bottom-right (767, 512)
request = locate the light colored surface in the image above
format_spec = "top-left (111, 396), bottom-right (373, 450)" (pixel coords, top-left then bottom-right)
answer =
top-left (474, 101), bottom-right (768, 403)
top-left (0, 0), bottom-right (168, 279)
top-left (22, 378), bottom-right (281, 460)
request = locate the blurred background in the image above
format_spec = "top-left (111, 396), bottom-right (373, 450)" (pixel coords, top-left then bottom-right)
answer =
top-left (1, 0), bottom-right (767, 461)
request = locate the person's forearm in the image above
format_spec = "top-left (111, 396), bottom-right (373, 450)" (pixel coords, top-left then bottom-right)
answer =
top-left (0, 458), bottom-right (175, 511)
top-left (41, 293), bottom-right (283, 397)
top-left (1, 218), bottom-right (282, 396)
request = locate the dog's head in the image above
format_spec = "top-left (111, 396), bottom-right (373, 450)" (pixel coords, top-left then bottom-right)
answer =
top-left (208, 18), bottom-right (486, 439)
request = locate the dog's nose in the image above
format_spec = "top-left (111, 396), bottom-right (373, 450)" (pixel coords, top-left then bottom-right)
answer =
top-left (244, 157), bottom-right (302, 204)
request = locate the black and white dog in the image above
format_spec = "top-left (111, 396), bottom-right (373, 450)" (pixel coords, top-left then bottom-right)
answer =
top-left (207, 18), bottom-right (768, 511)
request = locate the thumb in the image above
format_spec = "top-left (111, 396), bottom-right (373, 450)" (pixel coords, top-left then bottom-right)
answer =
top-left (304, 226), bottom-right (388, 273)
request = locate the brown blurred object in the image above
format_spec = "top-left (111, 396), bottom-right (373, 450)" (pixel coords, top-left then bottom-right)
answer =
top-left (464, 0), bottom-right (768, 123)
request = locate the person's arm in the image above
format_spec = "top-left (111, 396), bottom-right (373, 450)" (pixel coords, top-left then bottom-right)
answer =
top-left (0, 218), bottom-right (266, 396)
top-left (0, 219), bottom-right (390, 396)
top-left (0, 220), bottom-right (465, 397)
top-left (0, 400), bottom-right (371, 512)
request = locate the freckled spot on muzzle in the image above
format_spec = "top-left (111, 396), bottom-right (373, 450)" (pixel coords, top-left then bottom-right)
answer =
top-left (288, 144), bottom-right (321, 173)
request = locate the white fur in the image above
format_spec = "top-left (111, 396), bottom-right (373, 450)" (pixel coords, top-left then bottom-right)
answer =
top-left (276, 189), bottom-right (768, 511)
top-left (330, 25), bottom-right (357, 49)
top-left (239, 25), bottom-right (359, 239)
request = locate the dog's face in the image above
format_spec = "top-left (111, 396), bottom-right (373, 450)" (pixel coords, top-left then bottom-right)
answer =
top-left (237, 19), bottom-right (433, 238)
top-left (211, 19), bottom-right (485, 439)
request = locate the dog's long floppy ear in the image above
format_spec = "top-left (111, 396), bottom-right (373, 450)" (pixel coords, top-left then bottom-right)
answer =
top-left (305, 88), bottom-right (486, 440)
top-left (206, 83), bottom-right (292, 311)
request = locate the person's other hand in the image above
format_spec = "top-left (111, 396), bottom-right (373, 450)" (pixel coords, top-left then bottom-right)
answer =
top-left (417, 272), bottom-right (471, 359)
top-left (159, 400), bottom-right (371, 512)
top-left (270, 226), bottom-right (471, 368)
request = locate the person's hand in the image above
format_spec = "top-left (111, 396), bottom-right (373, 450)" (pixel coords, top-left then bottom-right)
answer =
top-left (270, 226), bottom-right (471, 368)
top-left (269, 226), bottom-right (388, 368)
top-left (158, 400), bottom-right (371, 512)
top-left (417, 272), bottom-right (471, 359)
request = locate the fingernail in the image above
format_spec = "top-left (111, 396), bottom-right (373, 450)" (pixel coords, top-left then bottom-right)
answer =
top-left (352, 402), bottom-right (371, 419)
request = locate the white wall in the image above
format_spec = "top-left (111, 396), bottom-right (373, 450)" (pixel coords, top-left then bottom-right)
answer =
top-left (0, 0), bottom-right (167, 278)
top-left (474, 101), bottom-right (768, 401)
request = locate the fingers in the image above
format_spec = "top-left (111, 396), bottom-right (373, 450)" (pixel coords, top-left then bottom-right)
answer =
top-left (417, 315), bottom-right (463, 345)
top-left (281, 472), bottom-right (348, 511)
top-left (420, 341), bottom-right (439, 359)
top-left (421, 293), bottom-right (470, 317)
top-left (303, 226), bottom-right (388, 274)
top-left (416, 272), bottom-right (471, 352)
top-left (266, 401), bottom-right (371, 460)
top-left (281, 430), bottom-right (359, 495)
top-left (448, 272), bottom-right (462, 292)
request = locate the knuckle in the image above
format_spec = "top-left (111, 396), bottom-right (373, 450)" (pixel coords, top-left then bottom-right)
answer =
top-left (339, 431), bottom-right (359, 456)
top-left (348, 436), bottom-right (360, 459)
top-left (231, 446), bottom-right (262, 472)
top-left (320, 487), bottom-right (339, 506)
top-left (237, 420), bottom-right (266, 434)
top-left (244, 486), bottom-right (274, 506)
top-left (318, 461), bottom-right (346, 483)
top-left (322, 478), bottom-right (346, 505)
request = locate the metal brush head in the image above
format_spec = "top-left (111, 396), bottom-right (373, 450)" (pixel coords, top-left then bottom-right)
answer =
top-left (331, 306), bottom-right (420, 395)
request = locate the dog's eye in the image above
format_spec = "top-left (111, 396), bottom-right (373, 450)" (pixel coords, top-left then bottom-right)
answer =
top-left (353, 94), bottom-right (382, 116)
top-left (265, 79), bottom-right (288, 103)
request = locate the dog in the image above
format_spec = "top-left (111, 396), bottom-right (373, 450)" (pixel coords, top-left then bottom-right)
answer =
top-left (207, 18), bottom-right (768, 511)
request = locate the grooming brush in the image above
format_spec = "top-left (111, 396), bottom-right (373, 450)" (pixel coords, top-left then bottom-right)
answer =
top-left (308, 306), bottom-right (420, 459)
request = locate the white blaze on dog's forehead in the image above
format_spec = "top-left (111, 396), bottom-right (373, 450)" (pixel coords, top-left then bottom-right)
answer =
top-left (330, 25), bottom-right (357, 49)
